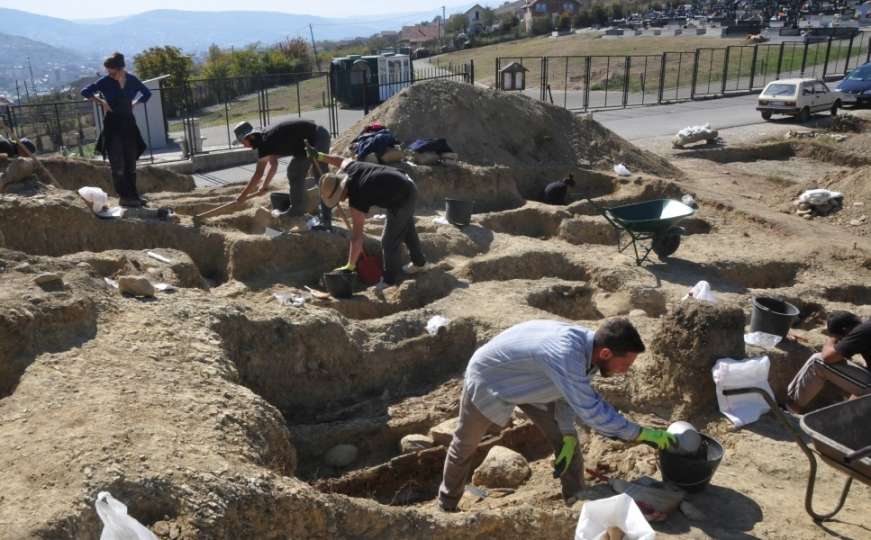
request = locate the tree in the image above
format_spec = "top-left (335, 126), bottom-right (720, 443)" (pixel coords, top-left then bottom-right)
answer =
top-left (445, 13), bottom-right (468, 35)
top-left (558, 14), bottom-right (573, 31)
top-left (133, 46), bottom-right (193, 88)
top-left (500, 13), bottom-right (520, 31)
top-left (574, 10), bottom-right (593, 28)
top-left (592, 4), bottom-right (610, 26)
top-left (531, 16), bottom-right (553, 35)
top-left (481, 7), bottom-right (497, 27)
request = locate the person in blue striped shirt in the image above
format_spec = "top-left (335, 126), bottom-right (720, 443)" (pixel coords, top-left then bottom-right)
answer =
top-left (438, 318), bottom-right (677, 511)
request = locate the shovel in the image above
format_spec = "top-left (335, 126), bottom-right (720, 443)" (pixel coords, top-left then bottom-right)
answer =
top-left (12, 137), bottom-right (63, 189)
top-left (304, 141), bottom-right (352, 231)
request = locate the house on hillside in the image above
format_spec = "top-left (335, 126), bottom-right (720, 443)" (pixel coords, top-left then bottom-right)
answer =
top-left (399, 23), bottom-right (441, 48)
top-left (523, 0), bottom-right (587, 33)
top-left (495, 0), bottom-right (526, 17)
top-left (466, 4), bottom-right (487, 34)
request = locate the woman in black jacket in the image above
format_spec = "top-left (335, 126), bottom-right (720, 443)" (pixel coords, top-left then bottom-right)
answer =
top-left (82, 52), bottom-right (151, 207)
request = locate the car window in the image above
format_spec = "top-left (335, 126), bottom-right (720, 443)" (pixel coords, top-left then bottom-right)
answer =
top-left (847, 65), bottom-right (871, 81)
top-left (801, 83), bottom-right (814, 95)
top-left (814, 82), bottom-right (828, 93)
top-left (764, 83), bottom-right (796, 96)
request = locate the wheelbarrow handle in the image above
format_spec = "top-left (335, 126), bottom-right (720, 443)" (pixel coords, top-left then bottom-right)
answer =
top-left (844, 444), bottom-right (871, 464)
top-left (584, 196), bottom-right (620, 229)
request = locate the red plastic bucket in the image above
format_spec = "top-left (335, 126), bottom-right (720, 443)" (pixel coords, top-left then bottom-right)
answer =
top-left (356, 253), bottom-right (383, 286)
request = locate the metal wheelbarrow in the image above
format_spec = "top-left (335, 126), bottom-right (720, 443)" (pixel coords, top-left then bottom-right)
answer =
top-left (724, 388), bottom-right (871, 522)
top-left (586, 198), bottom-right (696, 265)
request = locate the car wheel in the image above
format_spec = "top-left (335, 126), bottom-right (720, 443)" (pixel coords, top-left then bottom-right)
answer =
top-left (831, 100), bottom-right (840, 116)
top-left (761, 111), bottom-right (772, 120)
top-left (798, 107), bottom-right (811, 123)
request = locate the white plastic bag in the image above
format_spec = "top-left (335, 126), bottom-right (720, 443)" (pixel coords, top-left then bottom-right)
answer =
top-left (575, 493), bottom-right (656, 540)
top-left (613, 163), bottom-right (631, 177)
top-left (426, 315), bottom-right (450, 335)
top-left (712, 356), bottom-right (774, 427)
top-left (744, 331), bottom-right (782, 349)
top-left (798, 188), bottom-right (843, 206)
top-left (95, 492), bottom-right (158, 540)
top-left (79, 186), bottom-right (109, 213)
top-left (681, 280), bottom-right (716, 303)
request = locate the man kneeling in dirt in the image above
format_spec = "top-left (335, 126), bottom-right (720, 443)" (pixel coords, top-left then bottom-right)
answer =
top-left (786, 311), bottom-right (871, 412)
top-left (437, 318), bottom-right (677, 511)
top-left (543, 174), bottom-right (575, 205)
top-left (314, 152), bottom-right (432, 291)
top-left (233, 119), bottom-right (332, 230)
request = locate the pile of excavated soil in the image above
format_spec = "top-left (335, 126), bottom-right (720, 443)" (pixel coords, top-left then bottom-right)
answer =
top-left (333, 79), bottom-right (678, 178)
top-left (790, 164), bottom-right (871, 236)
top-left (630, 300), bottom-right (746, 419)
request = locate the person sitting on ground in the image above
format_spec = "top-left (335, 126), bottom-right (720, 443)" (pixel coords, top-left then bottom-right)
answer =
top-left (543, 174), bottom-right (576, 205)
top-left (437, 318), bottom-right (677, 512)
top-left (233, 119), bottom-right (332, 230)
top-left (786, 310), bottom-right (871, 413)
top-left (0, 135), bottom-right (36, 158)
top-left (314, 152), bottom-right (431, 291)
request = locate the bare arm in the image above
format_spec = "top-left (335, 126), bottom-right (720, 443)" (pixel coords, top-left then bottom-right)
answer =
top-left (255, 156), bottom-right (279, 194)
top-left (317, 153), bottom-right (347, 168)
top-left (820, 336), bottom-right (844, 364)
top-left (347, 208), bottom-right (366, 267)
top-left (236, 157), bottom-right (269, 202)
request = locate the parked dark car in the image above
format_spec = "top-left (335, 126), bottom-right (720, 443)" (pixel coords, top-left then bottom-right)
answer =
top-left (833, 62), bottom-right (871, 106)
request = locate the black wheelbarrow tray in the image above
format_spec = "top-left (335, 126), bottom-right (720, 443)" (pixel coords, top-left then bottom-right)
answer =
top-left (587, 198), bottom-right (696, 265)
top-left (723, 388), bottom-right (871, 522)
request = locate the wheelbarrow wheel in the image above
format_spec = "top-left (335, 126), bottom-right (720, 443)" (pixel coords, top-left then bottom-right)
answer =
top-left (652, 229), bottom-right (682, 259)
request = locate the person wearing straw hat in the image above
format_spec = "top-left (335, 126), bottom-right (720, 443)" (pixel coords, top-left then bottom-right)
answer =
top-left (0, 136), bottom-right (36, 158)
top-left (313, 152), bottom-right (431, 291)
top-left (233, 119), bottom-right (332, 230)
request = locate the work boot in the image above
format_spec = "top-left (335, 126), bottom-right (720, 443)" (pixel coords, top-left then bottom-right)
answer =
top-left (402, 262), bottom-right (433, 275)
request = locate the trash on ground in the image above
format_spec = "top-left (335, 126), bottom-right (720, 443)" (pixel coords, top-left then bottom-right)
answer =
top-left (146, 251), bottom-right (173, 264)
top-left (681, 280), bottom-right (716, 303)
top-left (672, 123), bottom-right (718, 148)
top-left (95, 491), bottom-right (158, 540)
top-left (274, 292), bottom-right (306, 307)
top-left (426, 315), bottom-right (450, 335)
top-left (78, 186), bottom-right (109, 213)
top-left (744, 331), bottom-right (783, 349)
top-left (433, 216), bottom-right (450, 225)
top-left (154, 283), bottom-right (176, 292)
top-left (794, 189), bottom-right (844, 218)
top-left (712, 356), bottom-right (774, 427)
top-left (575, 493), bottom-right (655, 540)
top-left (613, 163), bottom-right (631, 177)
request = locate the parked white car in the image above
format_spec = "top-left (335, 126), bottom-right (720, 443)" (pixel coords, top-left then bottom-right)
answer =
top-left (757, 78), bottom-right (841, 122)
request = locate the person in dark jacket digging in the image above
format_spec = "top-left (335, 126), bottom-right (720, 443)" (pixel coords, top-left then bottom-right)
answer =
top-left (543, 174), bottom-right (575, 205)
top-left (314, 152), bottom-right (431, 291)
top-left (82, 52), bottom-right (151, 207)
top-left (233, 119), bottom-right (332, 230)
top-left (0, 136), bottom-right (36, 157)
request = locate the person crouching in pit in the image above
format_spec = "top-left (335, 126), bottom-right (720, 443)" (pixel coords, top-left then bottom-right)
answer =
top-left (312, 150), bottom-right (432, 291)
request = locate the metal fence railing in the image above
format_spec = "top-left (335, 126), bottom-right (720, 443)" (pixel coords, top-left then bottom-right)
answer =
top-left (497, 32), bottom-right (871, 111)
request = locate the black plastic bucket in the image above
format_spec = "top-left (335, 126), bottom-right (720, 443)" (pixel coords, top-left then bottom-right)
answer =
top-left (659, 434), bottom-right (724, 492)
top-left (271, 192), bottom-right (291, 212)
top-left (750, 296), bottom-right (800, 338)
top-left (445, 198), bottom-right (474, 226)
top-left (323, 271), bottom-right (354, 299)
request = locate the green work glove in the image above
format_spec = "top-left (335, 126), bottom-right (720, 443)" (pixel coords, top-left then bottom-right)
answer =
top-left (334, 263), bottom-right (355, 273)
top-left (553, 435), bottom-right (578, 478)
top-left (636, 428), bottom-right (678, 450)
top-left (304, 145), bottom-right (319, 161)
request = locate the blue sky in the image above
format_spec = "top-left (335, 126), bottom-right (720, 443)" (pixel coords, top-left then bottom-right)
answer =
top-left (3, 1), bottom-right (479, 21)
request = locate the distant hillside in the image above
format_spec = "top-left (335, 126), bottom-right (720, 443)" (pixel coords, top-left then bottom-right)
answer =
top-left (0, 8), bottom-right (452, 56)
top-left (0, 32), bottom-right (84, 67)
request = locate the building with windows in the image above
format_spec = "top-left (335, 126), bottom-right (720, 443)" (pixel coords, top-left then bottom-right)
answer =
top-left (523, 0), bottom-right (587, 33)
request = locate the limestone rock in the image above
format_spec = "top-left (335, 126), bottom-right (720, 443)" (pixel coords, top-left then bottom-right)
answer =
top-left (34, 272), bottom-right (63, 289)
top-left (471, 445), bottom-right (531, 489)
top-left (399, 434), bottom-right (434, 454)
top-left (118, 275), bottom-right (156, 297)
top-left (324, 444), bottom-right (358, 467)
top-left (429, 417), bottom-right (460, 446)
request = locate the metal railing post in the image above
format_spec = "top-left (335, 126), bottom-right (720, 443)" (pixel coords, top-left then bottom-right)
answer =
top-left (540, 57), bottom-right (548, 101)
top-left (749, 44), bottom-right (759, 90)
top-left (495, 57), bottom-right (500, 90)
top-left (845, 34), bottom-right (855, 74)
top-left (296, 80), bottom-right (302, 117)
top-left (53, 103), bottom-right (62, 151)
top-left (622, 56), bottom-right (631, 107)
top-left (800, 40), bottom-right (809, 76)
top-left (583, 56), bottom-right (591, 111)
top-left (690, 49), bottom-right (700, 99)
top-left (721, 47), bottom-right (731, 95)
top-left (822, 37), bottom-right (833, 78)
top-left (776, 42), bottom-right (785, 79)
top-left (470, 59), bottom-right (475, 85)
top-left (658, 53), bottom-right (667, 103)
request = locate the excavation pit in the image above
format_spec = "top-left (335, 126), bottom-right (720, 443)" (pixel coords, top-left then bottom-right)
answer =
top-left (459, 251), bottom-right (590, 283)
top-left (525, 282), bottom-right (603, 320)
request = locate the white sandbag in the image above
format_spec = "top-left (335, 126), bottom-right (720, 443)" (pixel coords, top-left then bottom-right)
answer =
top-left (79, 186), bottom-right (109, 213)
top-left (712, 356), bottom-right (774, 427)
top-left (798, 189), bottom-right (843, 206)
top-left (613, 164), bottom-right (631, 177)
top-left (426, 315), bottom-right (450, 335)
top-left (681, 280), bottom-right (716, 303)
top-left (95, 492), bottom-right (158, 540)
top-left (672, 123), bottom-right (718, 147)
top-left (575, 493), bottom-right (656, 540)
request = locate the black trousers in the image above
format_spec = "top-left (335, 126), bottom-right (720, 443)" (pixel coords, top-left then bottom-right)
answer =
top-left (107, 129), bottom-right (140, 200)
top-left (287, 125), bottom-right (332, 226)
top-left (382, 183), bottom-right (425, 284)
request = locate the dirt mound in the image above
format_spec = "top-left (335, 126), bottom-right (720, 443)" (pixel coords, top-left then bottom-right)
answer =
top-left (630, 300), bottom-right (746, 419)
top-left (792, 164), bottom-right (871, 236)
top-left (40, 156), bottom-right (195, 195)
top-left (333, 79), bottom-right (678, 178)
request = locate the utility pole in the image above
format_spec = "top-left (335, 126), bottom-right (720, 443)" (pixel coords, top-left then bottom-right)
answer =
top-left (27, 56), bottom-right (37, 95)
top-left (15, 80), bottom-right (21, 104)
top-left (309, 24), bottom-right (322, 73)
top-left (442, 5), bottom-right (446, 46)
